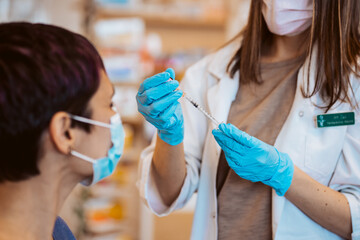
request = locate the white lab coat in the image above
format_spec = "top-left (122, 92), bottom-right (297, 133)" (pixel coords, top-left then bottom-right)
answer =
top-left (138, 40), bottom-right (360, 240)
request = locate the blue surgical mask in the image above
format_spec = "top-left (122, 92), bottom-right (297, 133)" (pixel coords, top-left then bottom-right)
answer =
top-left (70, 113), bottom-right (125, 186)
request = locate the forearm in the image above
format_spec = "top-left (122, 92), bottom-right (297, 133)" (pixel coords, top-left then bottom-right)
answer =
top-left (152, 135), bottom-right (186, 206)
top-left (285, 167), bottom-right (352, 239)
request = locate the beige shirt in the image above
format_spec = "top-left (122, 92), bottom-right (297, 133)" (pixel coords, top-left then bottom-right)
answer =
top-left (216, 55), bottom-right (305, 240)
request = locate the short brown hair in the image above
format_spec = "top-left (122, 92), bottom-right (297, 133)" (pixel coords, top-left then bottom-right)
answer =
top-left (0, 22), bottom-right (104, 183)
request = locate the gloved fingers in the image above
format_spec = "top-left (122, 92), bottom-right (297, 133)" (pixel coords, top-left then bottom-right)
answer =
top-left (140, 90), bottom-right (183, 117)
top-left (213, 129), bottom-right (237, 151)
top-left (236, 164), bottom-right (273, 182)
top-left (222, 147), bottom-right (247, 168)
top-left (156, 102), bottom-right (181, 129)
top-left (218, 123), bottom-right (257, 148)
top-left (159, 101), bottom-right (179, 119)
top-left (165, 68), bottom-right (175, 80)
top-left (139, 71), bottom-right (171, 94)
top-left (213, 129), bottom-right (249, 152)
top-left (137, 80), bottom-right (179, 105)
top-left (149, 90), bottom-right (183, 116)
top-left (212, 129), bottom-right (247, 156)
top-left (223, 153), bottom-right (268, 180)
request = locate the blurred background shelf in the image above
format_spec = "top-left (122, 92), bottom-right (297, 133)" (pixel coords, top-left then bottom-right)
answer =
top-left (90, 1), bottom-right (227, 55)
top-left (95, 3), bottom-right (226, 29)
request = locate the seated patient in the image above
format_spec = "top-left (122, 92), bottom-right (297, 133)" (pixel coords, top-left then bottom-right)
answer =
top-left (0, 22), bottom-right (124, 240)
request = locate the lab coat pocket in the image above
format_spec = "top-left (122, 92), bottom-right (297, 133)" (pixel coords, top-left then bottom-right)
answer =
top-left (304, 125), bottom-right (346, 182)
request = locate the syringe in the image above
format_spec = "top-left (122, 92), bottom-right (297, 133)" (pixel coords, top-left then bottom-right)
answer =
top-left (182, 92), bottom-right (220, 126)
top-left (168, 77), bottom-right (220, 126)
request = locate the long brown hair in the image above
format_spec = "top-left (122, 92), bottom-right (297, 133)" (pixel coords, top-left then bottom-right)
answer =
top-left (227, 0), bottom-right (360, 111)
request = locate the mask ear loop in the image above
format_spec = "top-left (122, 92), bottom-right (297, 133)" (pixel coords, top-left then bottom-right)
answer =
top-left (71, 150), bottom-right (96, 164)
top-left (68, 114), bottom-right (112, 164)
top-left (69, 114), bottom-right (112, 129)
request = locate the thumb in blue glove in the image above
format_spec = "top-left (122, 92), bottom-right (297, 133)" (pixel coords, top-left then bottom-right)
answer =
top-left (212, 123), bottom-right (294, 196)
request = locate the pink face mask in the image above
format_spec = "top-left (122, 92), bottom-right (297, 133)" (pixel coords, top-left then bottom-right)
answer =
top-left (262, 0), bottom-right (313, 36)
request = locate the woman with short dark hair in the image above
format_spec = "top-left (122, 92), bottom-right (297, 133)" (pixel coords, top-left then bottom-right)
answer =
top-left (0, 22), bottom-right (125, 240)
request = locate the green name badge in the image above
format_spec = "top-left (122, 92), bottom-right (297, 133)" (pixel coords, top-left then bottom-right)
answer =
top-left (316, 112), bottom-right (355, 128)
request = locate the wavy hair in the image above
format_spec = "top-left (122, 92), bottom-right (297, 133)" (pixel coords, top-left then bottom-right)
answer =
top-left (227, 0), bottom-right (360, 111)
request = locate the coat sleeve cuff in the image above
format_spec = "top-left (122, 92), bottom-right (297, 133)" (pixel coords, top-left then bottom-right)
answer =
top-left (343, 192), bottom-right (360, 239)
top-left (138, 149), bottom-right (191, 216)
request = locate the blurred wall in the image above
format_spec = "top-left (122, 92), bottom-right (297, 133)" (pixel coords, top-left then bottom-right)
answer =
top-left (226, 0), bottom-right (251, 40)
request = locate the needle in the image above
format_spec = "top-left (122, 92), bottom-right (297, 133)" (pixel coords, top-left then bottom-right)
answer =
top-left (182, 92), bottom-right (220, 126)
top-left (168, 77), bottom-right (220, 126)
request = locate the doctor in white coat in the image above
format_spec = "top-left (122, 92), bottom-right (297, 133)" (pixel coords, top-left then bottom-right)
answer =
top-left (136, 0), bottom-right (360, 239)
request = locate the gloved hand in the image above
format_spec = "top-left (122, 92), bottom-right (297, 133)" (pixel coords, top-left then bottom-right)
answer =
top-left (136, 68), bottom-right (184, 145)
top-left (212, 123), bottom-right (294, 196)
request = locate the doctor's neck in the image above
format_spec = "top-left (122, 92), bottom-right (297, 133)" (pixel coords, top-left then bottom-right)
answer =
top-left (0, 153), bottom-right (81, 240)
top-left (261, 28), bottom-right (310, 64)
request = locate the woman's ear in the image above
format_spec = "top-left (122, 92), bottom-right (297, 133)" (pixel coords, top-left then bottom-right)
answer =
top-left (49, 112), bottom-right (75, 154)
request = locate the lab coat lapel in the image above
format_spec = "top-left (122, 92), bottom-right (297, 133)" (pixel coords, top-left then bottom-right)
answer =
top-left (206, 40), bottom-right (240, 127)
top-left (206, 71), bottom-right (239, 159)
top-left (207, 76), bottom-right (239, 124)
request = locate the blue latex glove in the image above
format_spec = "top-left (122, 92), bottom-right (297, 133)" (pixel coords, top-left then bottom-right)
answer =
top-left (212, 123), bottom-right (294, 196)
top-left (136, 68), bottom-right (184, 145)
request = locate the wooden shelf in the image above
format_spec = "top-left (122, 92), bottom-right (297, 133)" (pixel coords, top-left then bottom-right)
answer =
top-left (95, 5), bottom-right (226, 30)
